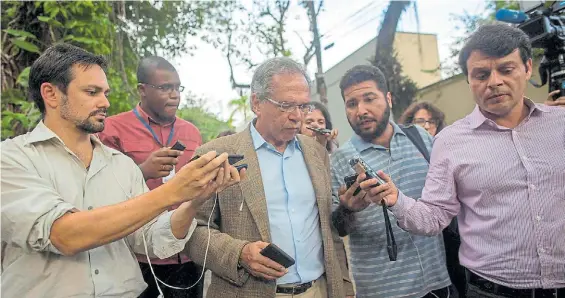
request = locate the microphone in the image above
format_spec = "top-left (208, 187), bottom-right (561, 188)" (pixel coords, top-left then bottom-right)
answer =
top-left (495, 9), bottom-right (528, 24)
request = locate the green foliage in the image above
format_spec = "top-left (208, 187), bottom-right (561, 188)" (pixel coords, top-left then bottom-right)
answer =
top-left (201, 0), bottom-right (293, 89)
top-left (227, 95), bottom-right (252, 127)
top-left (178, 95), bottom-right (232, 143)
top-left (1, 0), bottom-right (232, 140)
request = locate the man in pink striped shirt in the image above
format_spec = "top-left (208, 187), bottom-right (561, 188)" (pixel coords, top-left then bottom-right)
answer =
top-left (359, 24), bottom-right (565, 298)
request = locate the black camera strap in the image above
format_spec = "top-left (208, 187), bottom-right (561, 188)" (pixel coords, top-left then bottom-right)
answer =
top-left (383, 203), bottom-right (398, 261)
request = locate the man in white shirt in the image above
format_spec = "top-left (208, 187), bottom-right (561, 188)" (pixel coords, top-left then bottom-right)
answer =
top-left (1, 43), bottom-right (244, 297)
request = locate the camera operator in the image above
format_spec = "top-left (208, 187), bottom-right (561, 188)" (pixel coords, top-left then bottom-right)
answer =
top-left (365, 24), bottom-right (565, 298)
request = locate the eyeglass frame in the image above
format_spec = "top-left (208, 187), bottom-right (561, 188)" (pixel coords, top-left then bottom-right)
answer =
top-left (413, 118), bottom-right (438, 127)
top-left (140, 83), bottom-right (185, 93)
top-left (264, 97), bottom-right (315, 114)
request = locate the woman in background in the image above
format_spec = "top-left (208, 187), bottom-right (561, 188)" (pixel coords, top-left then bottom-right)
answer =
top-left (399, 101), bottom-right (446, 137)
top-left (300, 101), bottom-right (338, 153)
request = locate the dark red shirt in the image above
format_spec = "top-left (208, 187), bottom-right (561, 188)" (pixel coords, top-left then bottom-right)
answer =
top-left (98, 105), bottom-right (201, 265)
top-left (99, 105), bottom-right (201, 191)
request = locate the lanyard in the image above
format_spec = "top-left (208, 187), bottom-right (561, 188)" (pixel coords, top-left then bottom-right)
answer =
top-left (133, 108), bottom-right (175, 147)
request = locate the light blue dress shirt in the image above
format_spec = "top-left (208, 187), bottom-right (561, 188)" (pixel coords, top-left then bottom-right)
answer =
top-left (250, 123), bottom-right (325, 285)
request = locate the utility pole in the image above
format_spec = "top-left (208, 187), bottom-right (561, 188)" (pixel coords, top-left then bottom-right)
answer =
top-left (307, 0), bottom-right (328, 106)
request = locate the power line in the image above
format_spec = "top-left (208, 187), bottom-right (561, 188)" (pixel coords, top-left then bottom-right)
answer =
top-left (325, 13), bottom-right (382, 42)
top-left (322, 2), bottom-right (388, 41)
top-left (321, 1), bottom-right (380, 37)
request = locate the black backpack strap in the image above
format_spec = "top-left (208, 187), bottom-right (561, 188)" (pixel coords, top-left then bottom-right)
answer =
top-left (400, 126), bottom-right (464, 294)
top-left (400, 125), bottom-right (430, 163)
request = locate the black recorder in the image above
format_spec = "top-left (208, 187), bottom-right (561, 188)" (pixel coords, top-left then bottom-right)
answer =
top-left (307, 126), bottom-right (331, 135)
top-left (347, 157), bottom-right (397, 261)
top-left (190, 153), bottom-right (247, 171)
top-left (190, 153), bottom-right (244, 165)
top-left (170, 140), bottom-right (186, 151)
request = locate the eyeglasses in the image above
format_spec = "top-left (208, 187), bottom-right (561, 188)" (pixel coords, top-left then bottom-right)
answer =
top-left (142, 83), bottom-right (185, 93)
top-left (413, 118), bottom-right (438, 127)
top-left (265, 97), bottom-right (314, 114)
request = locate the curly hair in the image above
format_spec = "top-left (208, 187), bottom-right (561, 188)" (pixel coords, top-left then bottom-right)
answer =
top-left (399, 101), bottom-right (446, 133)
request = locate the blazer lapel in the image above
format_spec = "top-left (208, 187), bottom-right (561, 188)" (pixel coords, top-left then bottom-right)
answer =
top-left (235, 126), bottom-right (271, 242)
top-left (297, 136), bottom-right (330, 225)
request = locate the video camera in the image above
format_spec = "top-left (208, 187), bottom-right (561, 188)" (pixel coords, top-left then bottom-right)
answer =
top-left (496, 1), bottom-right (565, 99)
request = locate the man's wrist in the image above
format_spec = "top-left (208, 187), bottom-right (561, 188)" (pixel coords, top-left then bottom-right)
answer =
top-left (138, 162), bottom-right (150, 180)
top-left (237, 242), bottom-right (251, 271)
top-left (158, 182), bottom-right (185, 207)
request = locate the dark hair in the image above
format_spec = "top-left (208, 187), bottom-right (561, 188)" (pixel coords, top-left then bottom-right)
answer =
top-left (398, 101), bottom-right (446, 133)
top-left (309, 101), bottom-right (335, 152)
top-left (310, 101), bottom-right (333, 130)
top-left (216, 130), bottom-right (236, 138)
top-left (28, 43), bottom-right (107, 114)
top-left (339, 65), bottom-right (388, 100)
top-left (458, 24), bottom-right (532, 77)
top-left (137, 56), bottom-right (177, 84)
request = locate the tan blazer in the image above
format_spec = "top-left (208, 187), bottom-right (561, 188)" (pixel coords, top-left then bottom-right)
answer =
top-left (185, 126), bottom-right (354, 298)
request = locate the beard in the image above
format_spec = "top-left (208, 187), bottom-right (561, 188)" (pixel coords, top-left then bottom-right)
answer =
top-left (60, 94), bottom-right (106, 134)
top-left (349, 102), bottom-right (391, 142)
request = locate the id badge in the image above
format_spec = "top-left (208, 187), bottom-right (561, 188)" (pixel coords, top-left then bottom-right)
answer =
top-left (162, 165), bottom-right (175, 183)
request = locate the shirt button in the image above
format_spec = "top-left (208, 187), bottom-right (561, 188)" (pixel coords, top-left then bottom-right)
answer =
top-left (88, 206), bottom-right (93, 210)
top-left (291, 209), bottom-right (295, 213)
top-left (530, 184), bottom-right (536, 190)
top-left (94, 269), bottom-right (99, 275)
top-left (523, 156), bottom-right (528, 161)
top-left (539, 248), bottom-right (545, 254)
top-left (535, 215), bottom-right (542, 221)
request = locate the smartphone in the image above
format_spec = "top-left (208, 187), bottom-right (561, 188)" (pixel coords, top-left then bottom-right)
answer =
top-left (344, 174), bottom-right (362, 196)
top-left (349, 157), bottom-right (386, 187)
top-left (235, 163), bottom-right (248, 171)
top-left (170, 140), bottom-right (186, 151)
top-left (260, 243), bottom-right (295, 268)
top-left (228, 154), bottom-right (244, 165)
top-left (190, 154), bottom-right (244, 165)
top-left (307, 126), bottom-right (331, 135)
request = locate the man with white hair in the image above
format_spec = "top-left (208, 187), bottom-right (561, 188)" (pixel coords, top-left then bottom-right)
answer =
top-left (184, 57), bottom-right (354, 298)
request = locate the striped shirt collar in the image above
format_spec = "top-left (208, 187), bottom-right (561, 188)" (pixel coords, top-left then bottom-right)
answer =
top-left (468, 97), bottom-right (549, 129)
top-left (350, 121), bottom-right (406, 153)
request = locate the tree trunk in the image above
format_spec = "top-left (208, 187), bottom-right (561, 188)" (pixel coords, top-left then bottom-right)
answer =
top-left (375, 1), bottom-right (411, 59)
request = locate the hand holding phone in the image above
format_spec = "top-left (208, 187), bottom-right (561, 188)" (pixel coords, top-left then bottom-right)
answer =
top-left (260, 243), bottom-right (295, 268)
top-left (339, 174), bottom-right (370, 212)
top-left (344, 174), bottom-right (362, 196)
top-left (170, 140), bottom-right (186, 151)
top-left (139, 147), bottom-right (182, 180)
top-left (239, 241), bottom-right (288, 281)
top-left (349, 157), bottom-right (386, 187)
top-left (190, 153), bottom-right (244, 165)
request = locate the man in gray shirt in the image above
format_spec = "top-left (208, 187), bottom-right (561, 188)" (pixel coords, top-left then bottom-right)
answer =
top-left (331, 65), bottom-right (452, 298)
top-left (1, 44), bottom-right (243, 297)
